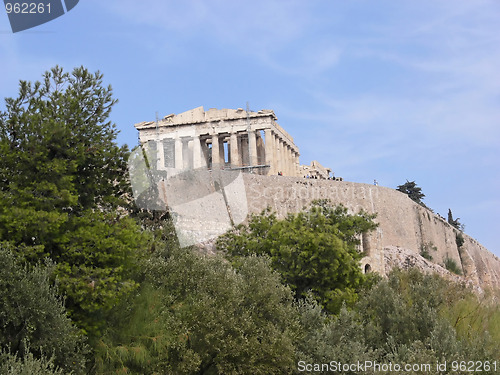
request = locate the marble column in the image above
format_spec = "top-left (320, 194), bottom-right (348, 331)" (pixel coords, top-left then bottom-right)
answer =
top-left (220, 137), bottom-right (226, 166)
top-left (275, 134), bottom-right (282, 174)
top-left (294, 151), bottom-right (300, 177)
top-left (175, 137), bottom-right (183, 169)
top-left (285, 144), bottom-right (292, 176)
top-left (281, 142), bottom-right (287, 175)
top-left (248, 129), bottom-right (258, 167)
top-left (162, 138), bottom-right (175, 168)
top-left (211, 134), bottom-right (221, 169)
top-left (280, 139), bottom-right (286, 175)
top-left (240, 136), bottom-right (249, 166)
top-left (230, 132), bottom-right (240, 168)
top-left (264, 129), bottom-right (274, 175)
top-left (157, 139), bottom-right (165, 170)
top-left (193, 135), bottom-right (206, 169)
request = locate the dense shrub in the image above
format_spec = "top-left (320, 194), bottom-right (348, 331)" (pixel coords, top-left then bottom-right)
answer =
top-left (94, 247), bottom-right (300, 374)
top-left (217, 201), bottom-right (378, 313)
top-left (0, 350), bottom-right (66, 375)
top-left (294, 269), bottom-right (499, 374)
top-left (444, 256), bottom-right (463, 275)
top-left (0, 244), bottom-right (88, 374)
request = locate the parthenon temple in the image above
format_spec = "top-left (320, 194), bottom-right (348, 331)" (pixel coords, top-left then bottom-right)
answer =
top-left (134, 106), bottom-right (332, 178)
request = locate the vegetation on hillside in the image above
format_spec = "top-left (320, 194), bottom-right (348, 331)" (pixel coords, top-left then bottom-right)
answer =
top-left (448, 208), bottom-right (465, 231)
top-left (397, 182), bottom-right (467, 233)
top-left (0, 66), bottom-right (147, 338)
top-left (217, 201), bottom-right (378, 313)
top-left (1, 67), bottom-right (499, 374)
top-left (396, 180), bottom-right (426, 206)
top-left (0, 244), bottom-right (88, 374)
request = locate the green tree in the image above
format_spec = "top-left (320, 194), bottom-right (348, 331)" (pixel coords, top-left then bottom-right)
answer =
top-left (0, 66), bottom-right (146, 337)
top-left (95, 247), bottom-right (300, 374)
top-left (217, 200), bottom-right (378, 313)
top-left (396, 180), bottom-right (426, 205)
top-left (295, 269), bottom-right (498, 374)
top-left (0, 244), bottom-right (88, 374)
top-left (0, 66), bottom-right (130, 212)
top-left (356, 269), bottom-right (495, 370)
top-left (448, 208), bottom-right (465, 231)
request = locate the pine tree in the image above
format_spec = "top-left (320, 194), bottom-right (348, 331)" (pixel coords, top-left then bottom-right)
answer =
top-left (0, 67), bottom-right (145, 337)
top-left (396, 180), bottom-right (426, 205)
top-left (447, 208), bottom-right (465, 231)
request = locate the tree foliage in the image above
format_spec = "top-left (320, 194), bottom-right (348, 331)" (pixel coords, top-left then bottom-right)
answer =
top-left (0, 350), bottom-right (67, 375)
top-left (95, 246), bottom-right (300, 374)
top-left (448, 208), bottom-right (465, 231)
top-left (0, 66), bottom-right (146, 337)
top-left (217, 200), bottom-right (378, 313)
top-left (396, 180), bottom-right (426, 205)
top-left (0, 244), bottom-right (88, 374)
top-left (0, 66), bottom-right (130, 212)
top-left (296, 268), bottom-right (499, 374)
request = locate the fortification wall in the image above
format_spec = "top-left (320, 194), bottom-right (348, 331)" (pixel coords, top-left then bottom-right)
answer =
top-left (243, 174), bottom-right (500, 289)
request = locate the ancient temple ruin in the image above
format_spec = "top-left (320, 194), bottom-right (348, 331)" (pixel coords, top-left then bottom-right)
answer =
top-left (134, 106), bottom-right (300, 176)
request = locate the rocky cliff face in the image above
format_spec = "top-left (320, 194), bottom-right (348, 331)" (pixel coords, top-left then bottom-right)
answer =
top-left (243, 174), bottom-right (500, 290)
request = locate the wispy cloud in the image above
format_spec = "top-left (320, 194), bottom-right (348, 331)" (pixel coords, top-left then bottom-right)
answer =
top-left (288, 0), bottom-right (500, 152)
top-left (93, 0), bottom-right (342, 76)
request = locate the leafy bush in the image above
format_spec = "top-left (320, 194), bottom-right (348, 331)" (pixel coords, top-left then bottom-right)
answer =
top-left (95, 247), bottom-right (300, 374)
top-left (0, 349), bottom-right (66, 375)
top-left (0, 244), bottom-right (88, 374)
top-left (294, 295), bottom-right (375, 374)
top-left (217, 201), bottom-right (378, 313)
top-left (456, 232), bottom-right (465, 249)
top-left (294, 269), bottom-right (499, 374)
top-left (439, 284), bottom-right (500, 359)
top-left (444, 256), bottom-right (463, 275)
top-left (419, 242), bottom-right (437, 261)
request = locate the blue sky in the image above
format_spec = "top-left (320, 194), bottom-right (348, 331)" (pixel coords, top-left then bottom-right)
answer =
top-left (1, 0), bottom-right (499, 256)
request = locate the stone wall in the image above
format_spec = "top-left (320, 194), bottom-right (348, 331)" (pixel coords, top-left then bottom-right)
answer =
top-left (243, 174), bottom-right (500, 290)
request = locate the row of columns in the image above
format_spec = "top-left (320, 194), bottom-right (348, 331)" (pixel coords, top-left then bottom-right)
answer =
top-left (152, 128), bottom-right (298, 176)
top-left (265, 129), bottom-right (299, 176)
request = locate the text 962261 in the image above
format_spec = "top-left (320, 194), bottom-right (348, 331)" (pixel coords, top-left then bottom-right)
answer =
top-left (5, 2), bottom-right (51, 14)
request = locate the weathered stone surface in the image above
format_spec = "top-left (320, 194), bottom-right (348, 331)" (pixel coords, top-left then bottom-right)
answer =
top-left (242, 173), bottom-right (500, 290)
